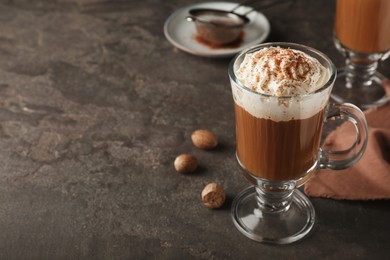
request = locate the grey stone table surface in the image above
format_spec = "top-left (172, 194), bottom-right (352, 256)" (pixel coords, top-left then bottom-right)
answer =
top-left (0, 0), bottom-right (389, 259)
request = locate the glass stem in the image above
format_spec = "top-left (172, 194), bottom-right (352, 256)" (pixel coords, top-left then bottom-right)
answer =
top-left (345, 58), bottom-right (378, 89)
top-left (255, 181), bottom-right (294, 214)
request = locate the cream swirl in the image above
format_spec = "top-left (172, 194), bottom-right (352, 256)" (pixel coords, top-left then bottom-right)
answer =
top-left (236, 47), bottom-right (329, 96)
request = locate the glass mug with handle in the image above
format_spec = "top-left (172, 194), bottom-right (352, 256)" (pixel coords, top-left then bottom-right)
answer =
top-left (229, 42), bottom-right (368, 244)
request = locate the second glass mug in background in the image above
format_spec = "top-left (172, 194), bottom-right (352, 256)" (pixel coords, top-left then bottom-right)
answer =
top-left (229, 42), bottom-right (368, 244)
top-left (332, 0), bottom-right (390, 109)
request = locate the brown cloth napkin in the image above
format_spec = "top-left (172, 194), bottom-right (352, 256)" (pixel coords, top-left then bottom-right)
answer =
top-left (304, 80), bottom-right (390, 200)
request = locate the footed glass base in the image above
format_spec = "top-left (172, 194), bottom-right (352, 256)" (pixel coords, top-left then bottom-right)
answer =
top-left (331, 68), bottom-right (388, 109)
top-left (231, 186), bottom-right (315, 244)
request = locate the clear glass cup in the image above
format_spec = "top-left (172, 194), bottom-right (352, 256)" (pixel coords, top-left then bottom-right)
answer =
top-left (331, 0), bottom-right (390, 109)
top-left (229, 42), bottom-right (368, 244)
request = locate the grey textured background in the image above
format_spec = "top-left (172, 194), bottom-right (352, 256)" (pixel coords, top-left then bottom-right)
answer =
top-left (0, 0), bottom-right (389, 259)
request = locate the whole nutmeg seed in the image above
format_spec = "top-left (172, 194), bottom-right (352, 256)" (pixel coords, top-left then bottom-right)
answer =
top-left (191, 129), bottom-right (218, 150)
top-left (174, 154), bottom-right (198, 174)
top-left (201, 183), bottom-right (226, 209)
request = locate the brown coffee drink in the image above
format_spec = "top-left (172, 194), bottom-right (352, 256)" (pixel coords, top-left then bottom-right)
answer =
top-left (232, 47), bottom-right (331, 182)
top-left (334, 0), bottom-right (390, 54)
top-left (234, 102), bottom-right (325, 181)
top-left (229, 43), bottom-right (371, 245)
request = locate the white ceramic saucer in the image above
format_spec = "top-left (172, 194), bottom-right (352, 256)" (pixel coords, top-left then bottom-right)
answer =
top-left (164, 1), bottom-right (270, 58)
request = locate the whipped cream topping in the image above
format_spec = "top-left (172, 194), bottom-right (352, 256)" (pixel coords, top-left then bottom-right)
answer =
top-left (236, 47), bottom-right (329, 96)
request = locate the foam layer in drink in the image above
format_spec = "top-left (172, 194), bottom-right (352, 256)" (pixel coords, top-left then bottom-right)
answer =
top-left (233, 47), bottom-right (331, 121)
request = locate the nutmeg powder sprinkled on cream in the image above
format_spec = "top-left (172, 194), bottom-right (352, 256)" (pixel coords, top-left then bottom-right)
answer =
top-left (236, 47), bottom-right (329, 96)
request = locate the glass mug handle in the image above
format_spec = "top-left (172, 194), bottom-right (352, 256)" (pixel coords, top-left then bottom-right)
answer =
top-left (319, 103), bottom-right (368, 170)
